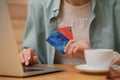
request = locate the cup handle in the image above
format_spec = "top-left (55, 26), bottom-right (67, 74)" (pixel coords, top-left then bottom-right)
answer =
top-left (111, 52), bottom-right (120, 66)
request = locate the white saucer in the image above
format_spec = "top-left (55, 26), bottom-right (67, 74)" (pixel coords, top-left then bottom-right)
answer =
top-left (75, 64), bottom-right (120, 74)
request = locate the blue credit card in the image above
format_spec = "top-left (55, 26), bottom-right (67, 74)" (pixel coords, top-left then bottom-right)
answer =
top-left (47, 30), bottom-right (69, 54)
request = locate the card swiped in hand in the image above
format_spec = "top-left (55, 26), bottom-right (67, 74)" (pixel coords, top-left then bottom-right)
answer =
top-left (47, 30), bottom-right (69, 54)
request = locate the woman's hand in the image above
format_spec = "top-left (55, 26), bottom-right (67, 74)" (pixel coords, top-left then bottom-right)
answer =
top-left (19, 48), bottom-right (39, 66)
top-left (64, 40), bottom-right (91, 59)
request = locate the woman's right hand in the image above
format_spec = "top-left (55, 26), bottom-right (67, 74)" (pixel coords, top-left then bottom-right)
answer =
top-left (19, 48), bottom-right (39, 66)
top-left (64, 40), bottom-right (91, 59)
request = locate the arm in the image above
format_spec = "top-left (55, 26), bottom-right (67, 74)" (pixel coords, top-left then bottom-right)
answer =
top-left (20, 0), bottom-right (41, 66)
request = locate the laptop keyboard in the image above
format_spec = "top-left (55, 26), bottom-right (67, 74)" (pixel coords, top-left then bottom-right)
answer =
top-left (23, 66), bottom-right (60, 72)
top-left (23, 66), bottom-right (44, 72)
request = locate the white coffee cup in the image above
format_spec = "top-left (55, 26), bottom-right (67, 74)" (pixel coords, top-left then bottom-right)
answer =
top-left (84, 49), bottom-right (119, 69)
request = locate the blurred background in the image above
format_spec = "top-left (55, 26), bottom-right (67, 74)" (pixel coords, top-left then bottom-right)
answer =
top-left (6, 0), bottom-right (28, 50)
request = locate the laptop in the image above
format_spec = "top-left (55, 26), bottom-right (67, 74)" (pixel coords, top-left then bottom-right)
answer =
top-left (0, 0), bottom-right (63, 77)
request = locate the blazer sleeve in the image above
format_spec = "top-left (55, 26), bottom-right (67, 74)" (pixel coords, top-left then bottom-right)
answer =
top-left (21, 0), bottom-right (42, 64)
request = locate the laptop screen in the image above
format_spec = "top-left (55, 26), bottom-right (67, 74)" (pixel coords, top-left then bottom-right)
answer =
top-left (0, 0), bottom-right (24, 76)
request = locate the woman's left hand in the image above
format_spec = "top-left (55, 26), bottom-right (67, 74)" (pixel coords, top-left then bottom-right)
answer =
top-left (64, 40), bottom-right (91, 59)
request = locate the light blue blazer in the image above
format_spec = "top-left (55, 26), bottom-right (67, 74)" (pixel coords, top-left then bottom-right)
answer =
top-left (22, 0), bottom-right (120, 64)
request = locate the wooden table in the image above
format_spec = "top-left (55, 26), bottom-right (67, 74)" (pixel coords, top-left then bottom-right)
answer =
top-left (0, 64), bottom-right (107, 80)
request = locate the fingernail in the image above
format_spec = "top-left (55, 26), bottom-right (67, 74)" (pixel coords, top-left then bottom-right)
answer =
top-left (27, 57), bottom-right (30, 60)
top-left (25, 62), bottom-right (29, 66)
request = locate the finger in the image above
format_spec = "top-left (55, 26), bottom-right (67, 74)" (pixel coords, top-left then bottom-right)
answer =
top-left (33, 56), bottom-right (39, 64)
top-left (24, 50), bottom-right (30, 66)
top-left (75, 47), bottom-right (85, 59)
top-left (72, 46), bottom-right (78, 55)
top-left (78, 50), bottom-right (85, 59)
top-left (29, 56), bottom-right (38, 65)
top-left (19, 53), bottom-right (25, 64)
top-left (67, 46), bottom-right (74, 58)
top-left (27, 48), bottom-right (36, 65)
top-left (67, 41), bottom-right (78, 53)
top-left (27, 48), bottom-right (36, 61)
top-left (28, 48), bottom-right (35, 56)
top-left (68, 53), bottom-right (73, 59)
top-left (73, 46), bottom-right (79, 54)
top-left (27, 48), bottom-right (39, 65)
top-left (20, 49), bottom-right (28, 64)
top-left (27, 48), bottom-right (33, 60)
top-left (68, 46), bottom-right (76, 57)
top-left (64, 40), bottom-right (76, 53)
